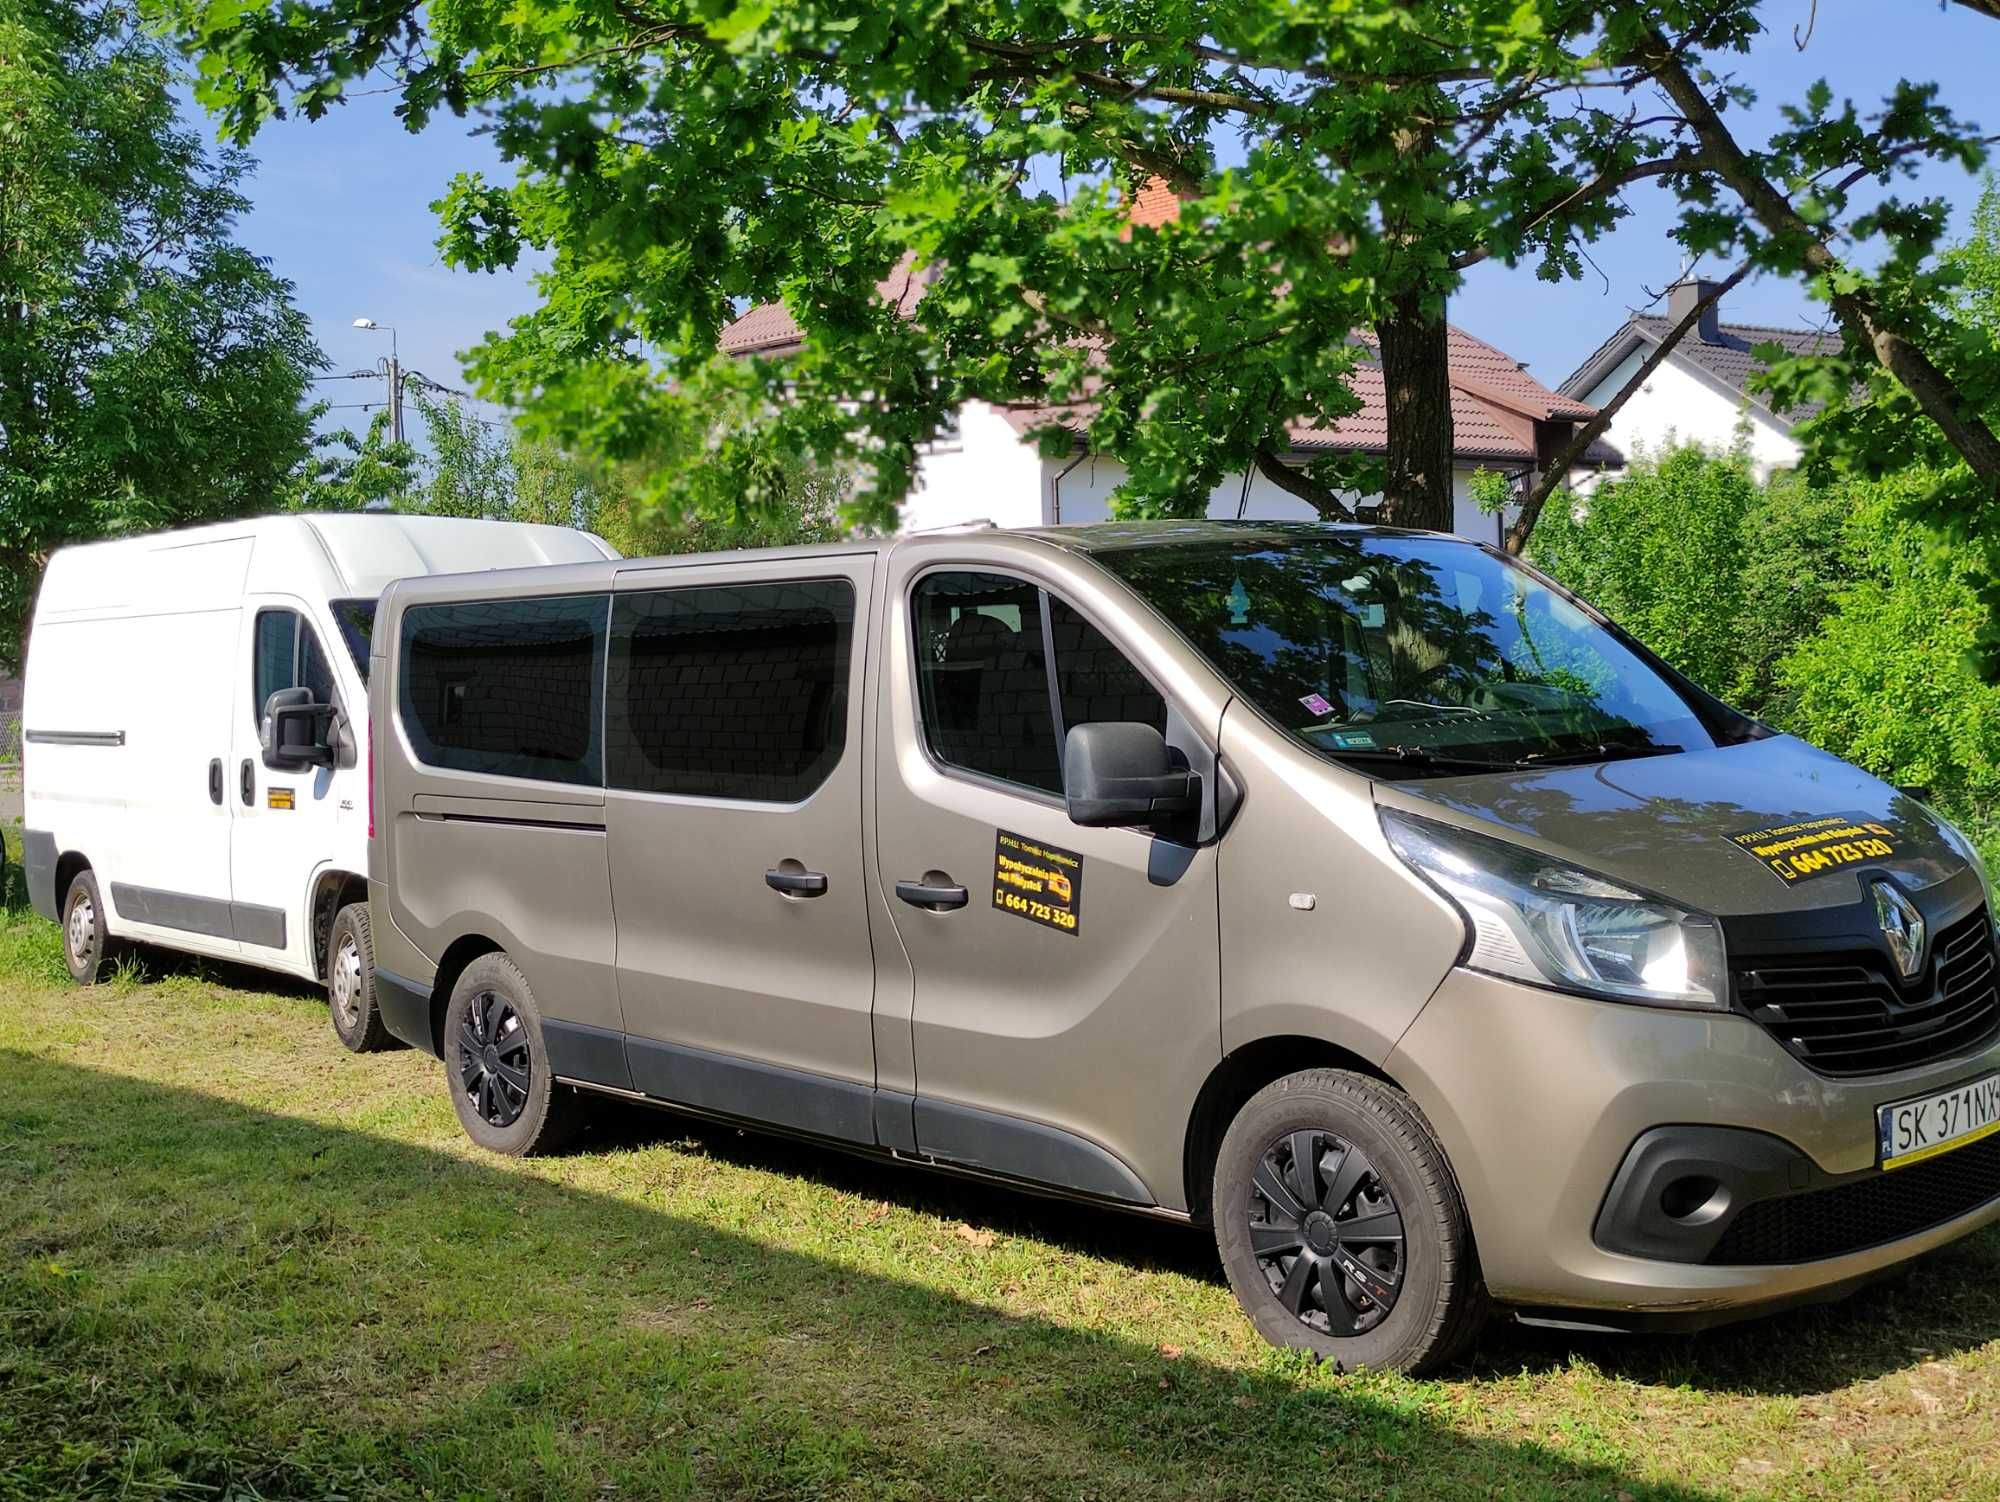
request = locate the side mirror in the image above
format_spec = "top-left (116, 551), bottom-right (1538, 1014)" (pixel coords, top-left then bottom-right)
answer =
top-left (1064, 722), bottom-right (1200, 829)
top-left (261, 687), bottom-right (336, 771)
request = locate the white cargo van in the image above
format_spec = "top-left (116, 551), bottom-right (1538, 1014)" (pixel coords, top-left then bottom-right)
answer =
top-left (22, 514), bottom-right (617, 1047)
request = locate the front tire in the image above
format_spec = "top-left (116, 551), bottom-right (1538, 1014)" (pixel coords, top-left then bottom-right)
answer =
top-left (442, 953), bottom-right (583, 1156)
top-left (1213, 1068), bottom-right (1487, 1375)
top-left (61, 869), bottom-right (124, 986)
top-left (327, 902), bottom-right (390, 1053)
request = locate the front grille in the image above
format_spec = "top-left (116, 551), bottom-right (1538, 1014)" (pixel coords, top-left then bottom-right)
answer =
top-left (1735, 906), bottom-right (2000, 1076)
top-left (1707, 1128), bottom-right (2000, 1264)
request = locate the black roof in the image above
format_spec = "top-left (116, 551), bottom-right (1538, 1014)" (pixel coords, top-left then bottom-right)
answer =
top-left (1560, 316), bottom-right (1838, 427)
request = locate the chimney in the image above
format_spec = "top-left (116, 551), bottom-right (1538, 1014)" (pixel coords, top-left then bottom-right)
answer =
top-left (1667, 277), bottom-right (1725, 344)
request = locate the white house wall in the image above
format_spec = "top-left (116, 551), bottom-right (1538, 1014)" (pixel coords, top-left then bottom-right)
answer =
top-left (1043, 452), bottom-right (1517, 544)
top-left (899, 401), bottom-right (1049, 531)
top-left (1577, 347), bottom-right (1800, 482)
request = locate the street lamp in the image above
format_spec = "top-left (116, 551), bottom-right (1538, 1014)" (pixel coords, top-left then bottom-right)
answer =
top-left (352, 318), bottom-right (403, 443)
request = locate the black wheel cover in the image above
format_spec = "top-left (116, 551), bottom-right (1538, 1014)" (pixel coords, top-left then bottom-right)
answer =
top-left (457, 990), bottom-right (532, 1129)
top-left (1248, 1129), bottom-right (1407, 1336)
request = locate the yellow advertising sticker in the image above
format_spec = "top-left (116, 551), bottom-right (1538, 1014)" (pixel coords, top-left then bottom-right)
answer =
top-left (267, 787), bottom-right (295, 811)
top-left (1727, 811), bottom-right (1896, 884)
top-left (992, 829), bottom-right (1083, 936)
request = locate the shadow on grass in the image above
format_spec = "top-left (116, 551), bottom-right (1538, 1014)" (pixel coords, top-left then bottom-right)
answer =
top-left (0, 1048), bottom-right (1741, 1502)
top-left (587, 1088), bottom-right (2000, 1400)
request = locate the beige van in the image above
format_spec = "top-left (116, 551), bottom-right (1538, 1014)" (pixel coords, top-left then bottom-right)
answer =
top-left (366, 522), bottom-right (2000, 1372)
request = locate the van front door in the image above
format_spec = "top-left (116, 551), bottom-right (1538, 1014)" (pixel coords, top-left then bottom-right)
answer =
top-left (604, 555), bottom-right (880, 1144)
top-left (229, 601), bottom-right (360, 973)
top-left (872, 557), bottom-right (1224, 1212)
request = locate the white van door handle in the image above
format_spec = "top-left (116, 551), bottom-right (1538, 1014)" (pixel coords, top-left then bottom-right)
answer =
top-left (239, 758), bottom-right (255, 807)
top-left (208, 758), bottom-right (224, 806)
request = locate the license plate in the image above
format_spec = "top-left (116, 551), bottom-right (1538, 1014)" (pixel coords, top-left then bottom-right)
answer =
top-left (1878, 1072), bottom-right (2000, 1170)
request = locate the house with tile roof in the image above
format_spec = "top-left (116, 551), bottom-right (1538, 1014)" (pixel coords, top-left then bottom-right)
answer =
top-left (1559, 276), bottom-right (1837, 482)
top-left (718, 186), bottom-right (1618, 542)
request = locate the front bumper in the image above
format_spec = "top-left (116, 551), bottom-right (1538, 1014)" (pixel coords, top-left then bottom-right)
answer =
top-left (1386, 967), bottom-right (2000, 1316)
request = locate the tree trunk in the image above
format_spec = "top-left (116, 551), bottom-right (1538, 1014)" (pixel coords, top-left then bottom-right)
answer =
top-left (1376, 290), bottom-right (1456, 531)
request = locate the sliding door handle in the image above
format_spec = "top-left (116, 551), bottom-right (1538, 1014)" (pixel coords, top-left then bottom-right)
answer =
top-left (896, 878), bottom-right (968, 912)
top-left (239, 758), bottom-right (254, 807)
top-left (208, 758), bottom-right (224, 806)
top-left (765, 866), bottom-right (829, 898)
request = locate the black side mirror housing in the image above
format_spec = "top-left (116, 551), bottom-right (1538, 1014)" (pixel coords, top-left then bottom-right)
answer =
top-left (261, 687), bottom-right (336, 771)
top-left (1064, 722), bottom-right (1201, 828)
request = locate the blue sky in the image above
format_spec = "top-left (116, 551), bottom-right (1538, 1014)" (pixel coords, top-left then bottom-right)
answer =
top-left (220, 0), bottom-right (2000, 424)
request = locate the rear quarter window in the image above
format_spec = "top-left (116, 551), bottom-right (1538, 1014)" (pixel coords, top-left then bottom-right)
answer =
top-left (398, 595), bottom-right (609, 786)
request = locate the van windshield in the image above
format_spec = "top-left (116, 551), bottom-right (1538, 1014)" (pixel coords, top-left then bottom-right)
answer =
top-left (1091, 531), bottom-right (1719, 775)
top-left (331, 598), bottom-right (377, 680)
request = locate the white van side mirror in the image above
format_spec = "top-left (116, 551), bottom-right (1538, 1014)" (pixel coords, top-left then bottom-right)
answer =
top-left (261, 687), bottom-right (337, 771)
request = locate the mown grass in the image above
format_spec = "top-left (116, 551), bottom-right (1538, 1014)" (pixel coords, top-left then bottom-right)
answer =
top-left (3, 828), bottom-right (2000, 1500)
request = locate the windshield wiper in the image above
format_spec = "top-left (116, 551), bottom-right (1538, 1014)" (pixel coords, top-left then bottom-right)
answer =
top-left (1518, 742), bottom-right (1684, 768)
top-left (1320, 745), bottom-right (1530, 774)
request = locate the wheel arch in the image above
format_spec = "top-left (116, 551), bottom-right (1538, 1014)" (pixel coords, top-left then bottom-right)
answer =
top-left (308, 867), bottom-right (370, 980)
top-left (1183, 1035), bottom-right (1399, 1225)
top-left (54, 849), bottom-right (92, 909)
top-left (427, 933), bottom-right (505, 1056)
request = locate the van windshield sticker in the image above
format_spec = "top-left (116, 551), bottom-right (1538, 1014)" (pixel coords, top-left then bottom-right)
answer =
top-left (1299, 692), bottom-right (1334, 718)
top-left (1726, 812), bottom-right (1897, 884)
top-left (1225, 579), bottom-right (1251, 625)
top-left (992, 829), bottom-right (1083, 936)
top-left (1326, 729), bottom-right (1377, 750)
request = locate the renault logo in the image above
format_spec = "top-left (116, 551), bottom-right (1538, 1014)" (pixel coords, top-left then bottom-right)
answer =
top-left (1871, 879), bottom-right (1927, 980)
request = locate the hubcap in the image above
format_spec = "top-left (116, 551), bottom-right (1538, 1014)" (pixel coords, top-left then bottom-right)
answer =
top-left (1248, 1129), bottom-right (1406, 1336)
top-left (67, 894), bottom-right (95, 965)
top-left (331, 935), bottom-right (363, 1027)
top-left (458, 990), bottom-right (531, 1128)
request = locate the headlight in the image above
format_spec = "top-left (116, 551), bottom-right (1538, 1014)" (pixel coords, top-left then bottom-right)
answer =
top-left (1381, 808), bottom-right (1728, 1010)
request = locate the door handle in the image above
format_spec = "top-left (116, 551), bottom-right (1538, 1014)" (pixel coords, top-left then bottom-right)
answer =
top-left (896, 879), bottom-right (969, 912)
top-left (239, 758), bottom-right (254, 807)
top-left (765, 867), bottom-right (829, 898)
top-left (208, 758), bottom-right (223, 806)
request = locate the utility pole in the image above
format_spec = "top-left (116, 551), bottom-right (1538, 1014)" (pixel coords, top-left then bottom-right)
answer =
top-left (352, 318), bottom-right (402, 442)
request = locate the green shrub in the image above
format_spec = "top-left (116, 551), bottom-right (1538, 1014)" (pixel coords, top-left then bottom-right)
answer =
top-left (1531, 449), bottom-right (2000, 867)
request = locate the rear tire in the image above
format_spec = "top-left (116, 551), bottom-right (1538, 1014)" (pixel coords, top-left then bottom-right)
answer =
top-left (442, 953), bottom-right (584, 1156)
top-left (327, 902), bottom-right (390, 1053)
top-left (1212, 1068), bottom-right (1488, 1375)
top-left (61, 869), bottom-right (124, 986)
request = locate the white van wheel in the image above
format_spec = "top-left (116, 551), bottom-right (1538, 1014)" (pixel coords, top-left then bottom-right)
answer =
top-left (327, 903), bottom-right (390, 1053)
top-left (62, 869), bottom-right (124, 986)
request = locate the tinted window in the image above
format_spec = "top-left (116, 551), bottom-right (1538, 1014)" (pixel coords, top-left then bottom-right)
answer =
top-left (913, 572), bottom-right (1059, 794)
top-left (399, 595), bottom-right (608, 786)
top-left (1092, 531), bottom-right (1718, 773)
top-left (252, 609), bottom-right (338, 724)
top-left (1048, 594), bottom-right (1167, 738)
top-left (331, 597), bottom-right (376, 679)
top-left (912, 573), bottom-right (1165, 796)
top-left (607, 580), bottom-right (855, 802)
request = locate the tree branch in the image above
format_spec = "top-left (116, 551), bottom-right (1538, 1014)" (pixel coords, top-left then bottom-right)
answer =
top-left (1451, 151), bottom-right (1709, 271)
top-left (1502, 261), bottom-right (1751, 555)
top-left (1636, 23), bottom-right (2000, 498)
top-left (1254, 446), bottom-right (1355, 520)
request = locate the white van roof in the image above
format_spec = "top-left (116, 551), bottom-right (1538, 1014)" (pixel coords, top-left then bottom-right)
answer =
top-left (35, 513), bottom-right (619, 620)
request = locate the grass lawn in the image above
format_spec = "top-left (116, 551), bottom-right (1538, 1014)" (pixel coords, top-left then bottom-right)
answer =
top-left (5, 860), bottom-right (2000, 1498)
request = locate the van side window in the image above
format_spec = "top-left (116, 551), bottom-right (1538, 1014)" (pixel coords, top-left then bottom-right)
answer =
top-left (913, 573), bottom-right (1060, 794)
top-left (252, 608), bottom-right (338, 723)
top-left (1047, 594), bottom-right (1168, 739)
top-left (398, 595), bottom-right (608, 787)
top-left (606, 579), bottom-right (855, 802)
top-left (912, 573), bottom-right (1166, 796)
